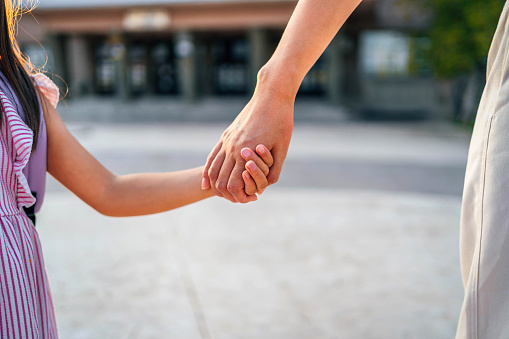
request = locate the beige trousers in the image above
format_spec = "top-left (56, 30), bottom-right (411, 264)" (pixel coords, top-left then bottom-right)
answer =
top-left (457, 2), bottom-right (509, 338)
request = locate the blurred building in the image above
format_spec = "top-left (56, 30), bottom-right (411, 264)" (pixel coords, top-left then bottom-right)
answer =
top-left (18, 0), bottom-right (436, 116)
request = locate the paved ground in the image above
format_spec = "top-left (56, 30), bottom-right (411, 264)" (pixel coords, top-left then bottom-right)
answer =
top-left (57, 96), bottom-right (349, 123)
top-left (36, 98), bottom-right (472, 338)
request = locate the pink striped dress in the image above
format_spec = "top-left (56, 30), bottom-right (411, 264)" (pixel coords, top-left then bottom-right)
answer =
top-left (0, 74), bottom-right (59, 338)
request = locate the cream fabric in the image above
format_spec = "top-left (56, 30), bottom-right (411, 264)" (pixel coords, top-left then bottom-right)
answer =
top-left (457, 2), bottom-right (509, 338)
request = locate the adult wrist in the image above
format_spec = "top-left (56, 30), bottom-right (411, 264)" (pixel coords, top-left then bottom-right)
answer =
top-left (255, 61), bottom-right (301, 102)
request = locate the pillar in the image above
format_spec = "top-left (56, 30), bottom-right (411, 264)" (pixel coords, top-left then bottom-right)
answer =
top-left (107, 33), bottom-right (130, 101)
top-left (48, 34), bottom-right (67, 93)
top-left (175, 31), bottom-right (197, 102)
top-left (248, 28), bottom-right (269, 92)
top-left (66, 35), bottom-right (94, 98)
top-left (327, 34), bottom-right (344, 105)
top-left (195, 39), bottom-right (212, 97)
top-left (145, 44), bottom-right (156, 95)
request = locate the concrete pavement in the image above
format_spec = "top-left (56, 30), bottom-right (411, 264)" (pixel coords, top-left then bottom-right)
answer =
top-left (57, 96), bottom-right (349, 124)
top-left (37, 116), bottom-right (471, 338)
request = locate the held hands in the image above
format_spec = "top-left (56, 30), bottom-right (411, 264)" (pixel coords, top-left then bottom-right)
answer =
top-left (201, 88), bottom-right (294, 203)
top-left (203, 144), bottom-right (273, 202)
top-left (240, 145), bottom-right (273, 198)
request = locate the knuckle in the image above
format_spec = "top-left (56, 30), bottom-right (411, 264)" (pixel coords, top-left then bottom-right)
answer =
top-left (206, 151), bottom-right (218, 163)
top-left (268, 176), bottom-right (279, 185)
top-left (216, 180), bottom-right (228, 192)
top-left (227, 182), bottom-right (242, 193)
top-left (208, 168), bottom-right (218, 181)
top-left (227, 143), bottom-right (236, 154)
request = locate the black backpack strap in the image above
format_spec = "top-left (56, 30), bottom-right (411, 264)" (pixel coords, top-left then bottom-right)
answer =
top-left (23, 191), bottom-right (37, 226)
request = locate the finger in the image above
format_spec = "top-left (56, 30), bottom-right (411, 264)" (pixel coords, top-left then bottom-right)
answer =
top-left (242, 170), bottom-right (258, 196)
top-left (202, 141), bottom-right (222, 190)
top-left (246, 160), bottom-right (269, 192)
top-left (202, 176), bottom-right (210, 190)
top-left (228, 162), bottom-right (252, 203)
top-left (267, 147), bottom-right (286, 185)
top-left (208, 150), bottom-right (226, 198)
top-left (255, 144), bottom-right (274, 168)
top-left (215, 157), bottom-right (238, 203)
top-left (240, 148), bottom-right (270, 176)
top-left (243, 194), bottom-right (258, 203)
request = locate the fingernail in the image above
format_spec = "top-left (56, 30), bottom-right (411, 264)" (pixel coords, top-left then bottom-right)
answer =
top-left (257, 145), bottom-right (265, 154)
top-left (241, 148), bottom-right (251, 158)
top-left (247, 161), bottom-right (256, 170)
top-left (201, 178), bottom-right (207, 190)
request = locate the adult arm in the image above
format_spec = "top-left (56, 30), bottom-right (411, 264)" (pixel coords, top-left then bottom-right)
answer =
top-left (202, 0), bottom-right (363, 203)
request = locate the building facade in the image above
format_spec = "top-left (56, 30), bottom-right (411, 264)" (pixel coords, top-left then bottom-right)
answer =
top-left (18, 0), bottom-right (437, 116)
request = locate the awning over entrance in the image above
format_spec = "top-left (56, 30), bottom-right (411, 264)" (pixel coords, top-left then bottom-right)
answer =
top-left (32, 1), bottom-right (298, 34)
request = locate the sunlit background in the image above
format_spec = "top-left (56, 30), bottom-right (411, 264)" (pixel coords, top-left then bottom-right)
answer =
top-left (16, 0), bottom-right (504, 338)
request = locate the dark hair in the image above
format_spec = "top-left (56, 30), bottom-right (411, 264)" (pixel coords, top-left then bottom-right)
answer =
top-left (0, 0), bottom-right (41, 150)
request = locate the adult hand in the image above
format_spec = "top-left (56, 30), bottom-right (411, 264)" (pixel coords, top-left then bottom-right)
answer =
top-left (202, 89), bottom-right (294, 203)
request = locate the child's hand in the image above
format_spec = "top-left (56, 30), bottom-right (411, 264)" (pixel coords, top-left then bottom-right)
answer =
top-left (240, 145), bottom-right (274, 197)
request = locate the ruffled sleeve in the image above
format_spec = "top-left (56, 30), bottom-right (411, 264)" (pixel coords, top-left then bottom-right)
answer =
top-left (0, 74), bottom-right (58, 211)
top-left (0, 91), bottom-right (36, 210)
top-left (32, 73), bottom-right (59, 108)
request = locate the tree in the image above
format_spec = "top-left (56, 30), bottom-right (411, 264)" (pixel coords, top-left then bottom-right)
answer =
top-left (427, 0), bottom-right (504, 78)
top-left (402, 0), bottom-right (503, 121)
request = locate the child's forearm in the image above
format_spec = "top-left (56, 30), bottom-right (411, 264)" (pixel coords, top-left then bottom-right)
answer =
top-left (99, 166), bottom-right (214, 217)
top-left (44, 97), bottom-right (214, 217)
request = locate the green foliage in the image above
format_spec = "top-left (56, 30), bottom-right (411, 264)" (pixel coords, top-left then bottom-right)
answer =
top-left (408, 37), bottom-right (433, 76)
top-left (426, 0), bottom-right (504, 78)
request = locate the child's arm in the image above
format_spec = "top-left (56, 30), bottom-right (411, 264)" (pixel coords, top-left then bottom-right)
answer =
top-left (42, 97), bottom-right (267, 217)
